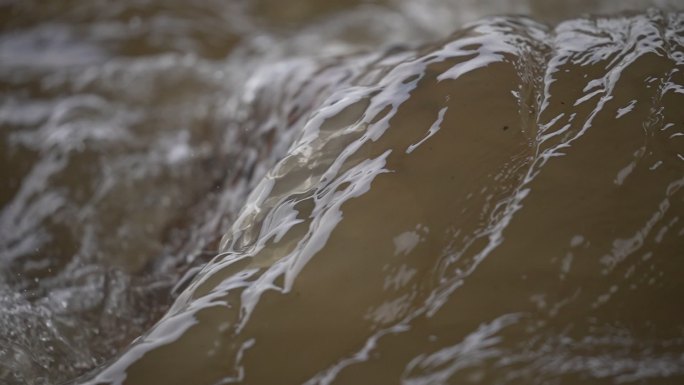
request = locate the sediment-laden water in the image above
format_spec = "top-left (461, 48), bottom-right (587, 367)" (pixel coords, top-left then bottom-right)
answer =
top-left (1, 1), bottom-right (684, 384)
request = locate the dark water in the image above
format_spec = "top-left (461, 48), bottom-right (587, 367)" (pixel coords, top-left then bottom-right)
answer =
top-left (1, 1), bottom-right (684, 384)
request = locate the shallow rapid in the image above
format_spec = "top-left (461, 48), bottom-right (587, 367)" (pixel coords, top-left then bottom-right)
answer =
top-left (1, 1), bottom-right (684, 385)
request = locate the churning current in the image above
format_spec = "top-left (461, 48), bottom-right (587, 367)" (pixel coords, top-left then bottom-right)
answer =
top-left (1, 0), bottom-right (684, 384)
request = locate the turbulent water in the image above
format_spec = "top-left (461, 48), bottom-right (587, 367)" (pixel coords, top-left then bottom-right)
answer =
top-left (1, 1), bottom-right (684, 384)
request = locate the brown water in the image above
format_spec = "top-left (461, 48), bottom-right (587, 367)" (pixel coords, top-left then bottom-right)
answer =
top-left (1, 1), bottom-right (684, 384)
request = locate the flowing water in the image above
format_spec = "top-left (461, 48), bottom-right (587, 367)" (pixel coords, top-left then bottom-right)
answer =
top-left (1, 0), bottom-right (684, 384)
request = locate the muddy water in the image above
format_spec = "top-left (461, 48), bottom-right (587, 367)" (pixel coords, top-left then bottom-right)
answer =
top-left (1, 1), bottom-right (684, 385)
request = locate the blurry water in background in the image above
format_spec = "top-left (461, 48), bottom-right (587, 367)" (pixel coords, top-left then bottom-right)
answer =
top-left (1, 0), bottom-right (684, 384)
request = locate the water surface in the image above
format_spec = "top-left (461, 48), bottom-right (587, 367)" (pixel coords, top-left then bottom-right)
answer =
top-left (1, 1), bottom-right (684, 384)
